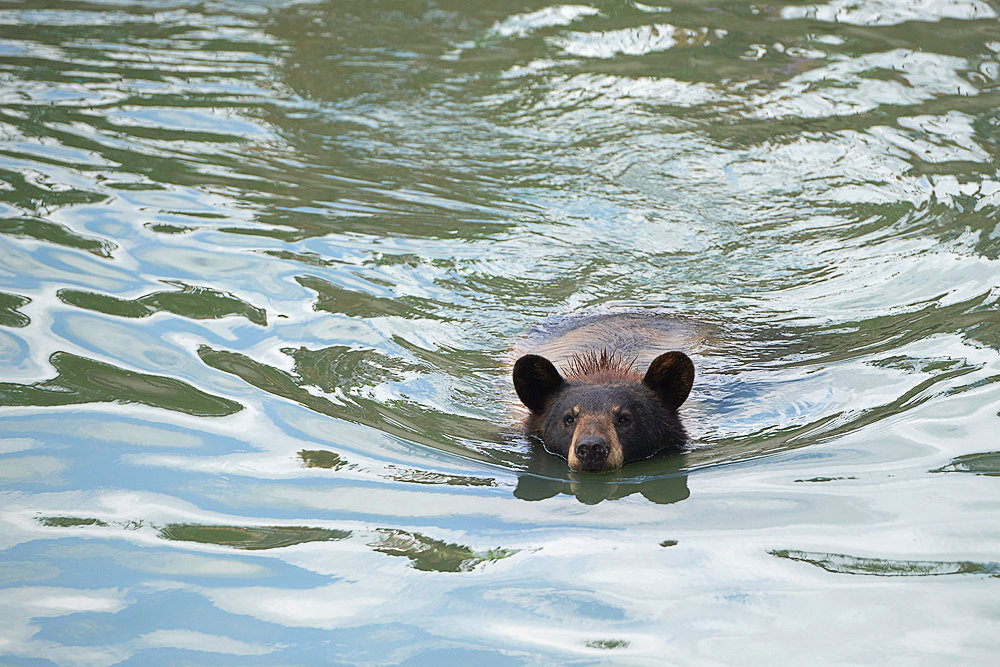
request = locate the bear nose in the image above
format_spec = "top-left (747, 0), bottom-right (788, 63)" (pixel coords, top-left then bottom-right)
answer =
top-left (575, 436), bottom-right (609, 465)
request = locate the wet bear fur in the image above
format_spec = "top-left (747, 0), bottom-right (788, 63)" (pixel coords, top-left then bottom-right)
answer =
top-left (513, 342), bottom-right (695, 473)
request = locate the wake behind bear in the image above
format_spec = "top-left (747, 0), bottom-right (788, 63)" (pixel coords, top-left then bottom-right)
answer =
top-left (512, 312), bottom-right (700, 472)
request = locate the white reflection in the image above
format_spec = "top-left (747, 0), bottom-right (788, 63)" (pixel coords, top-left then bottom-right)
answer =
top-left (106, 107), bottom-right (274, 140)
top-left (0, 456), bottom-right (65, 484)
top-left (0, 586), bottom-right (129, 667)
top-left (202, 582), bottom-right (395, 630)
top-left (0, 437), bottom-right (35, 454)
top-left (540, 73), bottom-right (720, 109)
top-left (750, 50), bottom-right (977, 120)
top-left (0, 329), bottom-right (27, 368)
top-left (552, 24), bottom-right (723, 58)
top-left (83, 421), bottom-right (204, 448)
top-left (490, 5), bottom-right (600, 39)
top-left (136, 629), bottom-right (272, 655)
top-left (782, 0), bottom-right (997, 25)
top-left (117, 552), bottom-right (268, 578)
top-left (0, 560), bottom-right (59, 585)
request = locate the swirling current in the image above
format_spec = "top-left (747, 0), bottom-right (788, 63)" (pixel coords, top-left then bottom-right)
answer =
top-left (1, 0), bottom-right (999, 663)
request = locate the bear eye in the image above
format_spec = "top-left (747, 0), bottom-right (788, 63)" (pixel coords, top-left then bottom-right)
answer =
top-left (616, 414), bottom-right (630, 426)
top-left (563, 415), bottom-right (575, 427)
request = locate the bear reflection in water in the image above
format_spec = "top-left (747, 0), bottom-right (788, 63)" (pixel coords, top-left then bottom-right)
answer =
top-left (513, 444), bottom-right (691, 505)
top-left (513, 312), bottom-right (704, 479)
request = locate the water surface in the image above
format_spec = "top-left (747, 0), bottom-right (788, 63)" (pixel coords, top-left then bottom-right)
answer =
top-left (2, 0), bottom-right (1000, 663)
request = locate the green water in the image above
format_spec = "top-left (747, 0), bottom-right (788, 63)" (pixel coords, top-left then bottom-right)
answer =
top-left (1, 0), bottom-right (999, 663)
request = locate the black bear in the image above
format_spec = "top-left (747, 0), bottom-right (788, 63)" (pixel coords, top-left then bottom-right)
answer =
top-left (512, 313), bottom-right (697, 472)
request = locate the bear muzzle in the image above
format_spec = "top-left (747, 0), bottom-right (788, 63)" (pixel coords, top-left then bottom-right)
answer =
top-left (575, 435), bottom-right (609, 470)
top-left (563, 410), bottom-right (625, 472)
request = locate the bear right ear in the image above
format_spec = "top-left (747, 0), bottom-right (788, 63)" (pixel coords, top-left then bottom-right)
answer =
top-left (513, 354), bottom-right (565, 413)
top-left (643, 351), bottom-right (694, 410)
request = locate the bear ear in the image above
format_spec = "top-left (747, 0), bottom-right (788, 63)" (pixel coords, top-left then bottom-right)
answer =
top-left (643, 351), bottom-right (694, 410)
top-left (513, 354), bottom-right (565, 413)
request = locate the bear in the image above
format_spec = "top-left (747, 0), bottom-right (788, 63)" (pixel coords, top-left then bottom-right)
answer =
top-left (512, 312), bottom-right (698, 473)
top-left (512, 436), bottom-right (692, 504)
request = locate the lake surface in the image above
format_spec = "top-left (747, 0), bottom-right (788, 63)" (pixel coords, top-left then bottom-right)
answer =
top-left (2, 0), bottom-right (1000, 663)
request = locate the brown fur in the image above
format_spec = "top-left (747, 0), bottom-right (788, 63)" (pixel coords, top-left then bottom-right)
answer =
top-left (562, 348), bottom-right (640, 384)
top-left (568, 410), bottom-right (624, 471)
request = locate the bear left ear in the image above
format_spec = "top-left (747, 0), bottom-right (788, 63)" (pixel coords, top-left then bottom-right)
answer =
top-left (643, 351), bottom-right (694, 410)
top-left (513, 354), bottom-right (565, 413)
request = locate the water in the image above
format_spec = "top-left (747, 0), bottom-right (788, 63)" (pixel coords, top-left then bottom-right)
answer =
top-left (1, 0), bottom-right (999, 663)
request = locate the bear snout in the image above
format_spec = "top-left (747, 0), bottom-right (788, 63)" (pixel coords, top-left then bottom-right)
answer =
top-left (575, 435), bottom-right (609, 468)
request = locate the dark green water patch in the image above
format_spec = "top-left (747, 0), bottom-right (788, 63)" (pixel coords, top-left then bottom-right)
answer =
top-left (159, 524), bottom-right (351, 551)
top-left (771, 549), bottom-right (1000, 578)
top-left (0, 351), bottom-right (242, 416)
top-left (0, 167), bottom-right (108, 211)
top-left (384, 467), bottom-right (496, 487)
top-left (108, 182), bottom-right (168, 191)
top-left (38, 516), bottom-right (143, 531)
top-left (145, 223), bottom-right (193, 234)
top-left (38, 517), bottom-right (109, 528)
top-left (931, 451), bottom-right (1000, 477)
top-left (585, 639), bottom-right (630, 650)
top-left (38, 514), bottom-right (512, 570)
top-left (895, 203), bottom-right (1000, 262)
top-left (0, 216), bottom-right (116, 257)
top-left (370, 529), bottom-right (516, 572)
top-left (690, 338), bottom-right (988, 470)
top-left (782, 292), bottom-right (1000, 366)
top-left (0, 291), bottom-right (30, 327)
top-left (299, 449), bottom-right (495, 486)
top-left (37, 515), bottom-right (350, 550)
top-left (299, 449), bottom-right (350, 470)
top-left (58, 283), bottom-right (267, 325)
top-left (392, 336), bottom-right (503, 381)
top-left (198, 345), bottom-right (502, 463)
top-left (296, 274), bottom-right (439, 319)
top-left (263, 250), bottom-right (333, 268)
top-left (290, 345), bottom-right (418, 391)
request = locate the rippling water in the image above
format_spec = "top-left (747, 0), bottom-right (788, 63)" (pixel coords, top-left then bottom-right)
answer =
top-left (2, 0), bottom-right (1000, 663)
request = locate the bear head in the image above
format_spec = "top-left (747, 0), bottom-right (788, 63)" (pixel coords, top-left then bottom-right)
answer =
top-left (513, 350), bottom-right (694, 472)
